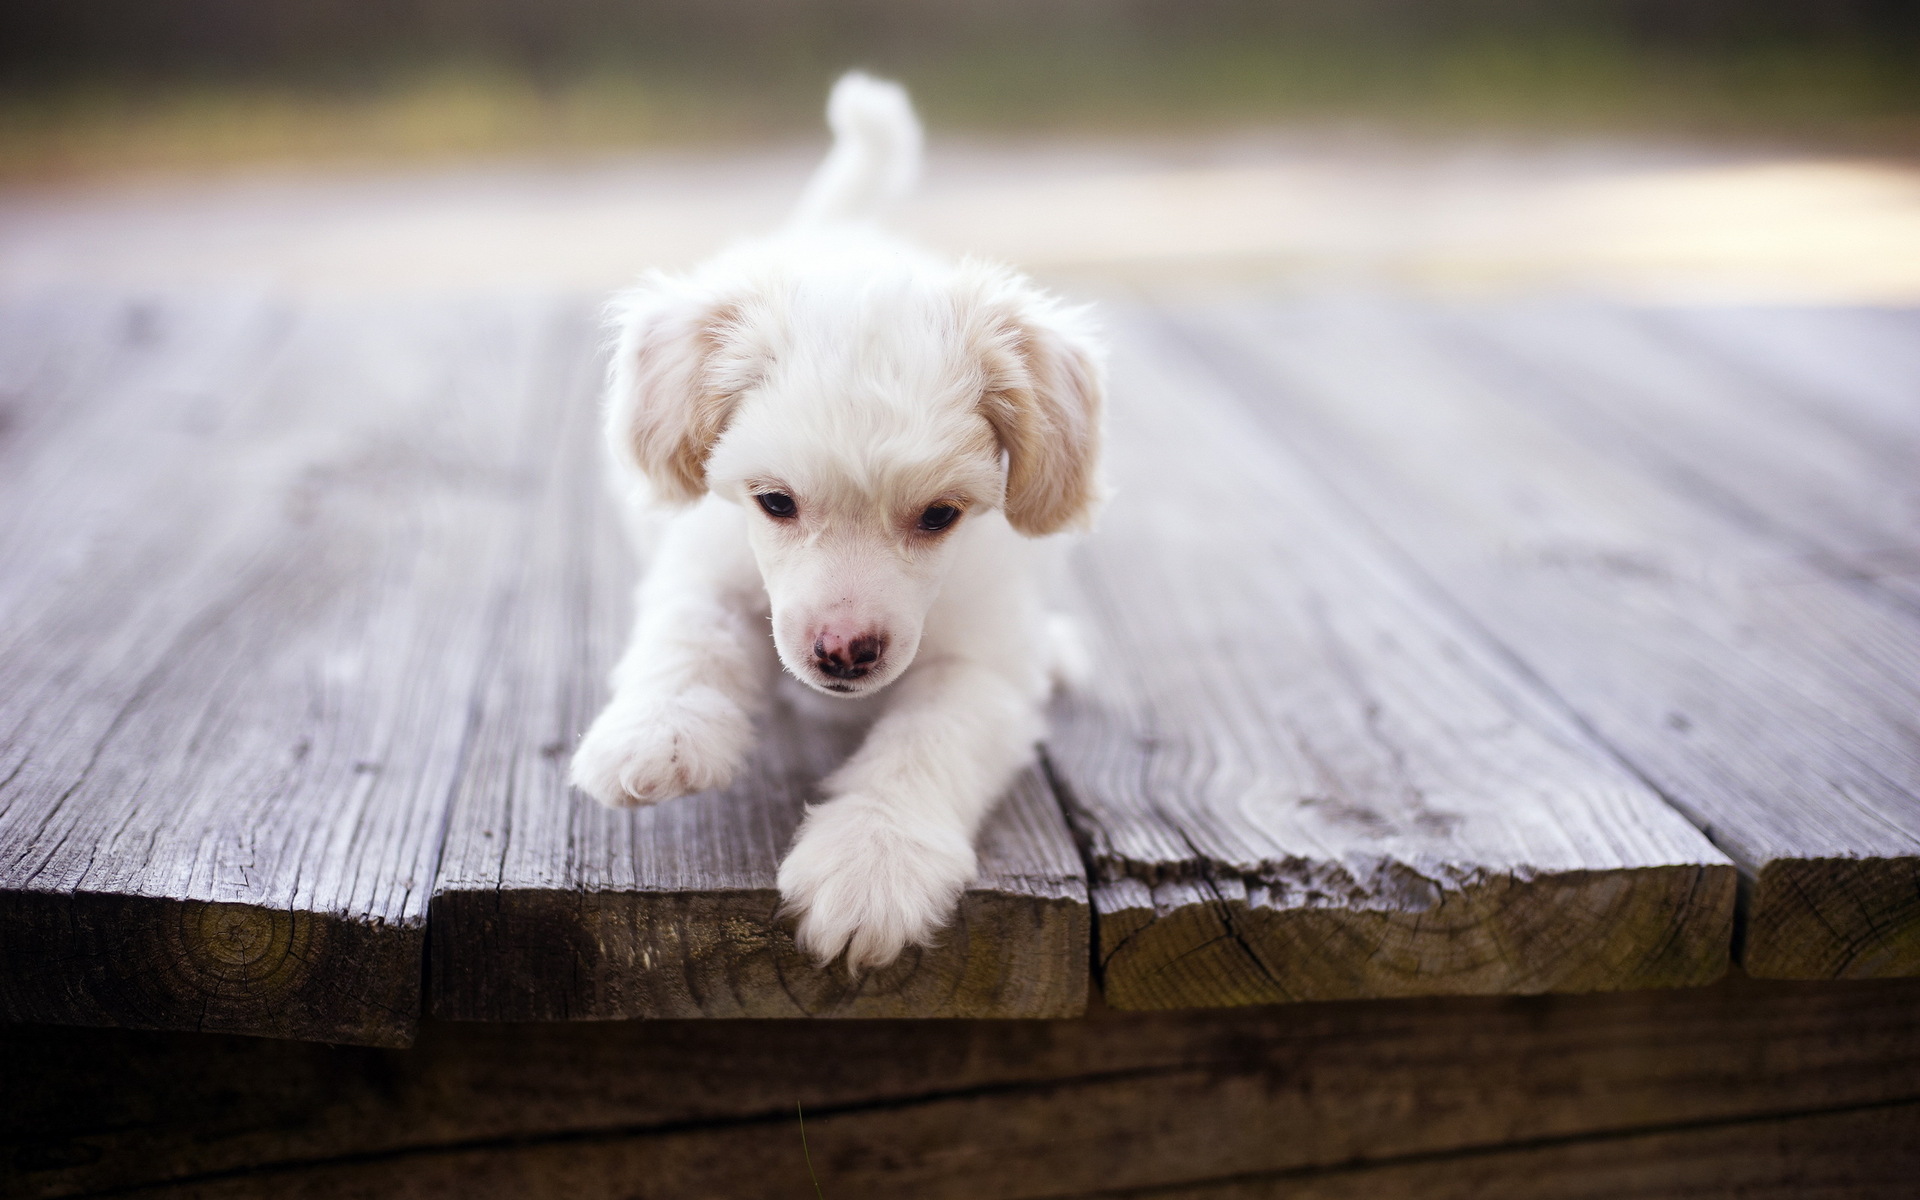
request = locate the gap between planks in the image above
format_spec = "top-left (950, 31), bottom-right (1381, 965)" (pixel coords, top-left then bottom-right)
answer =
top-left (1043, 308), bottom-right (1735, 1009)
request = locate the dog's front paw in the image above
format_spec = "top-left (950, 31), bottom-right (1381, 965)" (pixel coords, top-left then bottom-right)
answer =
top-left (569, 686), bottom-right (754, 808)
top-left (777, 798), bottom-right (977, 971)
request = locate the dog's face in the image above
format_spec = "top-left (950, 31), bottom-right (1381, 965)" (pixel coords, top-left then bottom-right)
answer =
top-left (704, 378), bottom-right (1003, 696)
top-left (606, 252), bottom-right (1103, 697)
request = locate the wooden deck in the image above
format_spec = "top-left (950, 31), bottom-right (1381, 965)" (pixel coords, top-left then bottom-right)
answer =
top-left (11, 975), bottom-right (1920, 1199)
top-left (2, 291), bottom-right (1917, 1047)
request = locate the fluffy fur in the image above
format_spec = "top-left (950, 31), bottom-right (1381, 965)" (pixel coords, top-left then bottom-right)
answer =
top-left (570, 72), bottom-right (1106, 970)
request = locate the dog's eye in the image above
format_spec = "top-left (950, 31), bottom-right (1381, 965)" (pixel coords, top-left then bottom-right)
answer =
top-left (917, 504), bottom-right (961, 533)
top-left (756, 492), bottom-right (797, 519)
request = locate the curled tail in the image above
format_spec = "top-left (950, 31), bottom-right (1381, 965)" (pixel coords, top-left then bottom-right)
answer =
top-left (791, 72), bottom-right (922, 226)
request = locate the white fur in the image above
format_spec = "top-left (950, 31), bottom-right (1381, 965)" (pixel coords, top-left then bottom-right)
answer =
top-left (792, 72), bottom-right (923, 225)
top-left (571, 72), bottom-right (1105, 971)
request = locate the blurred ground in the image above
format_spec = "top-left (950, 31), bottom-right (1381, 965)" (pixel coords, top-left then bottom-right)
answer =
top-left (6, 4), bottom-right (1918, 304)
top-left (4, 131), bottom-right (1920, 304)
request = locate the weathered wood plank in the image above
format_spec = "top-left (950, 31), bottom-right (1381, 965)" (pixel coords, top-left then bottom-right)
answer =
top-left (1171, 296), bottom-right (1920, 980)
top-left (0, 295), bottom-right (284, 627)
top-left (426, 308), bottom-right (1087, 1020)
top-left (1045, 318), bottom-right (1733, 1009)
top-left (1651, 308), bottom-right (1920, 453)
top-left (1432, 302), bottom-right (1920, 611)
top-left (0, 295), bottom-right (177, 483)
top-left (9, 975), bottom-right (1918, 1199)
top-left (1645, 305), bottom-right (1920, 598)
top-left (0, 295), bottom-right (570, 1045)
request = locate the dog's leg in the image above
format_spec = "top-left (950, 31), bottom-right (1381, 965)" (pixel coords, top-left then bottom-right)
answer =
top-left (777, 655), bottom-right (1046, 969)
top-left (571, 499), bottom-right (771, 808)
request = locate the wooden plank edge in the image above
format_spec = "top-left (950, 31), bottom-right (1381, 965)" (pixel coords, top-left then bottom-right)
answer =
top-left (1093, 864), bottom-right (1738, 1010)
top-left (428, 880), bottom-right (1087, 1021)
top-left (0, 889), bottom-right (418, 1047)
top-left (1747, 856), bottom-right (1920, 980)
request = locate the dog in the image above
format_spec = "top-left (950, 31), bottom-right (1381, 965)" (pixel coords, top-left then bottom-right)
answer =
top-left (569, 72), bottom-right (1105, 971)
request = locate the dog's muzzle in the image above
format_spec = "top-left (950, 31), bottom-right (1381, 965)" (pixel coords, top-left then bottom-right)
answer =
top-left (811, 629), bottom-right (887, 691)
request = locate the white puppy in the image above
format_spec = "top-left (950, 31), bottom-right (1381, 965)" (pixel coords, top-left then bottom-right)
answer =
top-left (570, 72), bottom-right (1105, 971)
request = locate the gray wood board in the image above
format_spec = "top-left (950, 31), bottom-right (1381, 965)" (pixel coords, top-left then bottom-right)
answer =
top-left (0, 294), bottom-right (576, 1045)
top-left (427, 310), bottom-right (1088, 1020)
top-left (1643, 305), bottom-right (1920, 595)
top-left (1168, 295), bottom-right (1920, 980)
top-left (0, 295), bottom-right (189, 494)
top-left (1429, 302), bottom-right (1920, 612)
top-left (1044, 313), bottom-right (1734, 1010)
top-left (1649, 308), bottom-right (1920, 453)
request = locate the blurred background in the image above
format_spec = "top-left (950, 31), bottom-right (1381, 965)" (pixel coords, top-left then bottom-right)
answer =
top-left (2, 0), bottom-right (1917, 300)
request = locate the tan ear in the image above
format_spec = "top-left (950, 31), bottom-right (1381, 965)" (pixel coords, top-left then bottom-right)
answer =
top-left (973, 286), bottom-right (1107, 535)
top-left (602, 276), bottom-right (750, 505)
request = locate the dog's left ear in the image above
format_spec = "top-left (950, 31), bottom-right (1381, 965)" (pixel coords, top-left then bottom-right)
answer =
top-left (971, 281), bottom-right (1107, 536)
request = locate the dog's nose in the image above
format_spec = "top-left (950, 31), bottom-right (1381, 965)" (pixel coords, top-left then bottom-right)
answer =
top-left (813, 630), bottom-right (887, 680)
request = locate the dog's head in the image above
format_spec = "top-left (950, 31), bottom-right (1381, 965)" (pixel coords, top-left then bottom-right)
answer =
top-left (605, 247), bottom-right (1104, 697)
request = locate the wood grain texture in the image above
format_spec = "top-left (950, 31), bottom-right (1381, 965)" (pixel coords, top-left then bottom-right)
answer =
top-left (1046, 317), bottom-right (1734, 1010)
top-left (0, 295), bottom-right (186, 497)
top-left (426, 309), bottom-right (1088, 1021)
top-left (0, 295), bottom-right (573, 1045)
top-left (1432, 303), bottom-right (1920, 613)
top-left (1168, 296), bottom-right (1920, 981)
top-left (1646, 308), bottom-right (1920, 458)
top-left (1642, 305), bottom-right (1920, 602)
top-left (10, 974), bottom-right (1918, 1199)
top-left (1138, 1102), bottom-right (1920, 1200)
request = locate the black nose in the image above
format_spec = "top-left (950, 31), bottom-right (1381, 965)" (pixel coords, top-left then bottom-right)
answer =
top-left (813, 635), bottom-right (886, 680)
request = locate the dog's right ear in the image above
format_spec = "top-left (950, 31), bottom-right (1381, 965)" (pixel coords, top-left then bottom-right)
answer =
top-left (603, 276), bottom-right (753, 504)
top-left (963, 270), bottom-right (1107, 536)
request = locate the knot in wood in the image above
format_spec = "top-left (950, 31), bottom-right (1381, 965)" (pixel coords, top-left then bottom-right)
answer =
top-left (165, 901), bottom-right (313, 998)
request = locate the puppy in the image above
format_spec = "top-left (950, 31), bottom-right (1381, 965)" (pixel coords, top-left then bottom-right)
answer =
top-left (570, 72), bottom-right (1105, 971)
